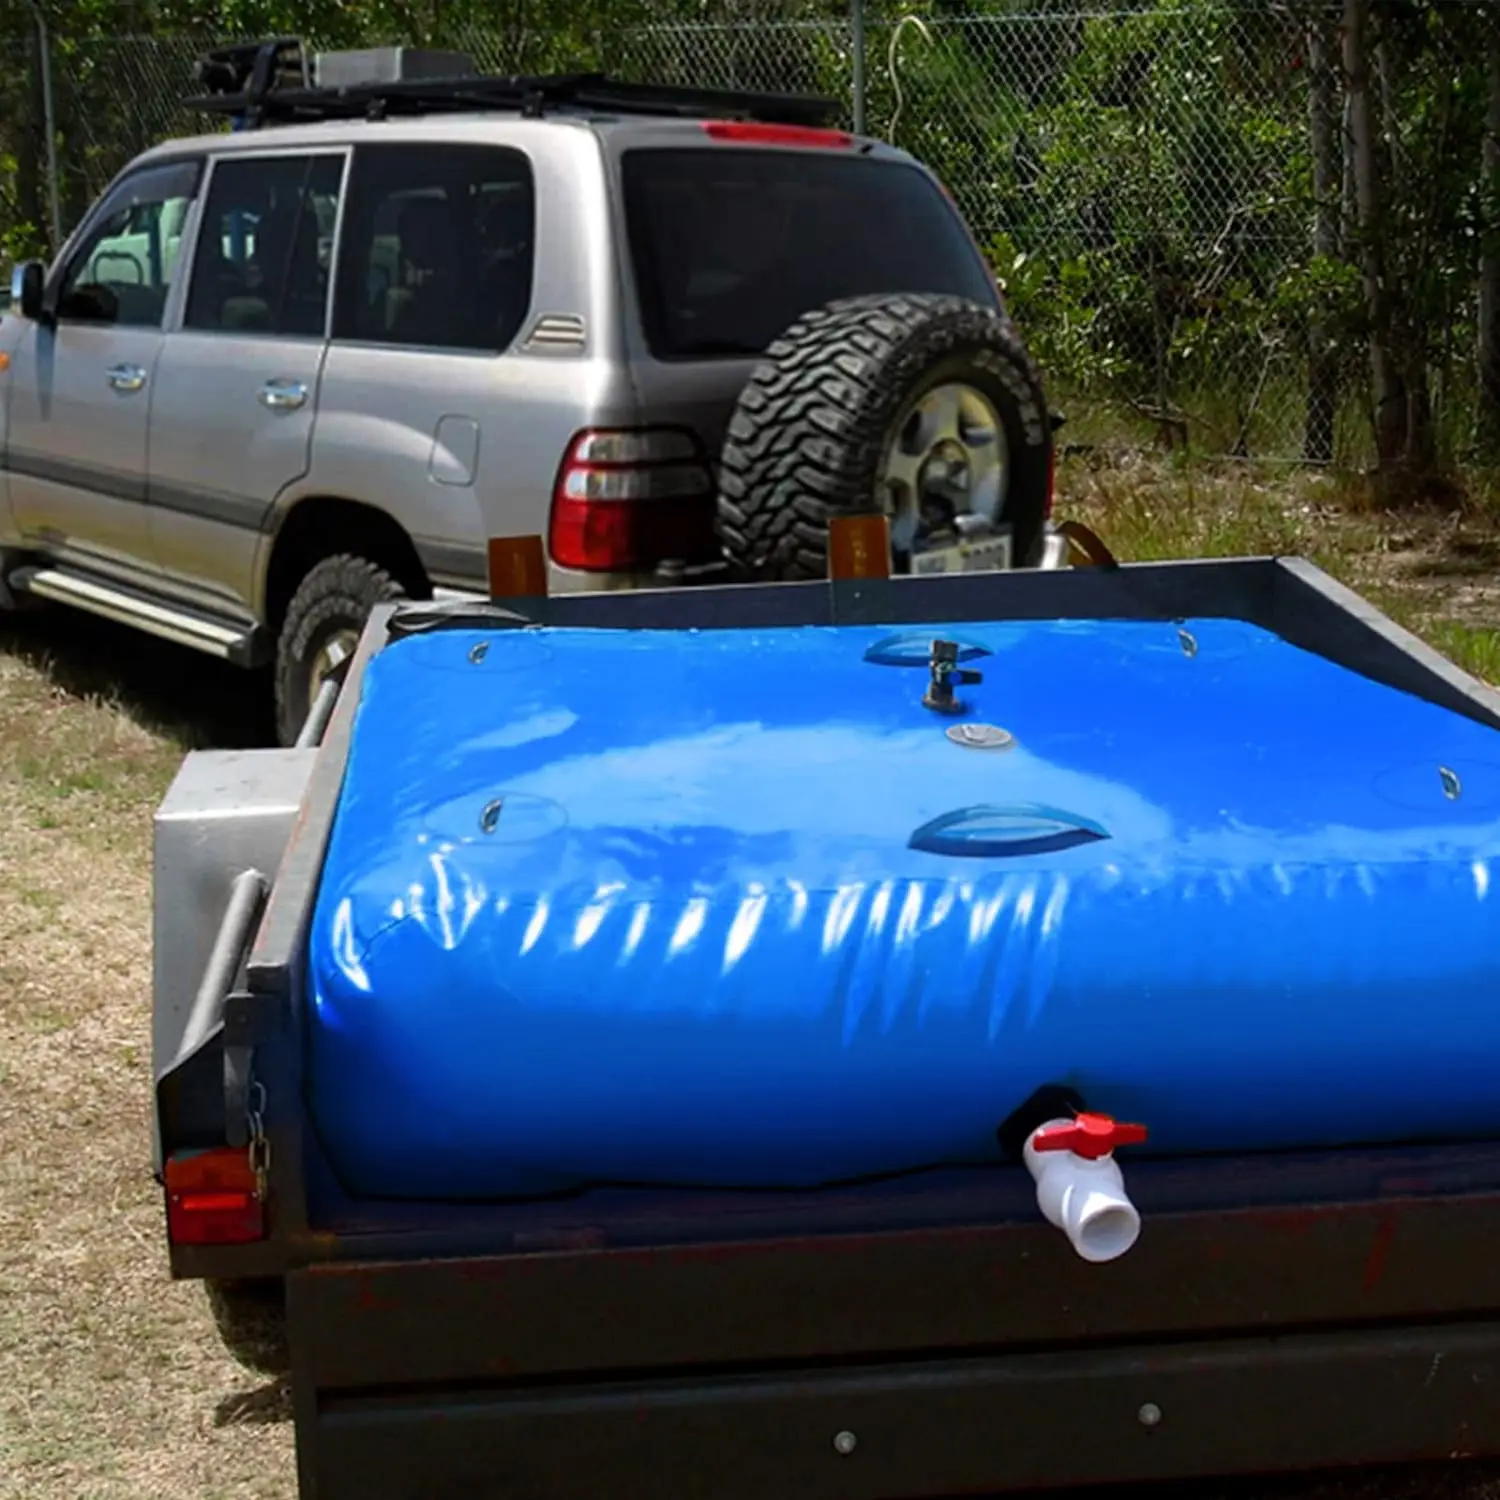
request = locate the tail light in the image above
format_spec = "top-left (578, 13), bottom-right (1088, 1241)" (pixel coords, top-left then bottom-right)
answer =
top-left (703, 120), bottom-right (853, 149)
top-left (549, 428), bottom-right (718, 573)
top-left (164, 1147), bottom-right (265, 1246)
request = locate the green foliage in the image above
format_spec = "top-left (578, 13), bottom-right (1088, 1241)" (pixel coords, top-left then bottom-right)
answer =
top-left (884, 4), bottom-right (1315, 450)
top-left (1, 0), bottom-right (1495, 472)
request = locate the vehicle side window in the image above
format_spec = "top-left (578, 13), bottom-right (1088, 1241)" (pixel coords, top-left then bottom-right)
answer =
top-left (332, 143), bottom-right (535, 353)
top-left (54, 160), bottom-right (202, 329)
top-left (184, 154), bottom-right (344, 338)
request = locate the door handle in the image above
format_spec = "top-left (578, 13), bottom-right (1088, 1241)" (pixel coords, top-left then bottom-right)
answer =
top-left (258, 379), bottom-right (308, 412)
top-left (106, 363), bottom-right (147, 394)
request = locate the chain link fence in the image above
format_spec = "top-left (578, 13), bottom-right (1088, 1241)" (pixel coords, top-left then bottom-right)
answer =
top-left (3, 5), bottom-right (1495, 468)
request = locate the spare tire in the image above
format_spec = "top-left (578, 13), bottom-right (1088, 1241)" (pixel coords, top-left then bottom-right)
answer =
top-left (716, 292), bottom-right (1053, 582)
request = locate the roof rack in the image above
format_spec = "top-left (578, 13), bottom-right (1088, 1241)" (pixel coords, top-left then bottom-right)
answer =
top-left (185, 38), bottom-right (842, 132)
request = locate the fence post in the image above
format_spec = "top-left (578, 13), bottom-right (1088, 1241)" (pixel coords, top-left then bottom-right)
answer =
top-left (851, 0), bottom-right (867, 135)
top-left (27, 0), bottom-right (62, 254)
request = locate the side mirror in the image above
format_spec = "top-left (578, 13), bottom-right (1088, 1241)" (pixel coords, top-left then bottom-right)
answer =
top-left (10, 261), bottom-right (46, 322)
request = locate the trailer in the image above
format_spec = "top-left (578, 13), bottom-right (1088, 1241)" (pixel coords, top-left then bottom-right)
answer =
top-left (152, 523), bottom-right (1500, 1499)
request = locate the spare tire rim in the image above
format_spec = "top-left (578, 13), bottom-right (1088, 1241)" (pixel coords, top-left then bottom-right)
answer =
top-left (881, 382), bottom-right (1010, 565)
top-left (307, 626), bottom-right (359, 710)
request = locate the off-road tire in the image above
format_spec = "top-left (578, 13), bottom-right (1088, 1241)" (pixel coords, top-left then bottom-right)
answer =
top-left (274, 554), bottom-right (406, 747)
top-left (206, 1277), bottom-right (289, 1377)
top-left (716, 292), bottom-right (1053, 582)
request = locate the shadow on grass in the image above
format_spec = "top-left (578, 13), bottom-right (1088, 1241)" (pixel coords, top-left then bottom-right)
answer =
top-left (214, 1379), bottom-right (292, 1428)
top-left (0, 602), bottom-right (276, 751)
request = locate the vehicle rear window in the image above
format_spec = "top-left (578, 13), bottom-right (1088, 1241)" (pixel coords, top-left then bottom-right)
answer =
top-left (620, 148), bottom-right (997, 361)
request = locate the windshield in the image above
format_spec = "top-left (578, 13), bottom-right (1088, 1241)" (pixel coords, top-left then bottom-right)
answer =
top-left (620, 147), bottom-right (998, 361)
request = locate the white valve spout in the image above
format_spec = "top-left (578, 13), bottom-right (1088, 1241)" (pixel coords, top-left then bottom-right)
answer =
top-left (1024, 1116), bottom-right (1143, 1264)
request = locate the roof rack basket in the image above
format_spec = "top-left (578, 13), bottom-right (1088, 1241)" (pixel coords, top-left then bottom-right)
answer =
top-left (185, 37), bottom-right (843, 132)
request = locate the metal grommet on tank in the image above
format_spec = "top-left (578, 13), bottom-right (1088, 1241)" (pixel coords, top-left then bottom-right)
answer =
top-left (946, 722), bottom-right (1015, 751)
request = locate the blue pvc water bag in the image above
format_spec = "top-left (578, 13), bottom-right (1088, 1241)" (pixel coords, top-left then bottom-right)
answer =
top-left (306, 617), bottom-right (1500, 1200)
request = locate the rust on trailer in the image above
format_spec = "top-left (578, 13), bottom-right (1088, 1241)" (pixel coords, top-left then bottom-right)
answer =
top-left (352, 1276), bottom-right (398, 1314)
top-left (1360, 1210), bottom-right (1400, 1293)
top-left (1246, 1206), bottom-right (1325, 1236)
top-left (285, 1186), bottom-right (1500, 1401)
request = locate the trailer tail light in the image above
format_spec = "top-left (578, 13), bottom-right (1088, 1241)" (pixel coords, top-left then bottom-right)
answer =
top-left (164, 1148), bottom-right (265, 1246)
top-left (702, 120), bottom-right (853, 149)
top-left (549, 428), bottom-right (718, 573)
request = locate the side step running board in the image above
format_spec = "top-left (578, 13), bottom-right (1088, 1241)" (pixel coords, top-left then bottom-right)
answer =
top-left (10, 564), bottom-right (267, 666)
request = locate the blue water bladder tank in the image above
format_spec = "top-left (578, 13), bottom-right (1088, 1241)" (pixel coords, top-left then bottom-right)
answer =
top-left (305, 615), bottom-right (1500, 1200)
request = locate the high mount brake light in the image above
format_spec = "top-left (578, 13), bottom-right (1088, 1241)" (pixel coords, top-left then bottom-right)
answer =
top-left (702, 120), bottom-right (854, 149)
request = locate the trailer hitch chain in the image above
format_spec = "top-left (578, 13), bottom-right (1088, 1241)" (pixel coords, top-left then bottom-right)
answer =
top-left (246, 1079), bottom-right (271, 1199)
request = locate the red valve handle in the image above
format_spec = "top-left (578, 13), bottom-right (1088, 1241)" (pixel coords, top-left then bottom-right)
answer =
top-left (1031, 1112), bottom-right (1149, 1161)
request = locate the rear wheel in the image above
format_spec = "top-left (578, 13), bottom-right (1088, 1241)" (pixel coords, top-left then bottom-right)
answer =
top-left (274, 554), bottom-right (406, 747)
top-left (717, 292), bottom-right (1054, 582)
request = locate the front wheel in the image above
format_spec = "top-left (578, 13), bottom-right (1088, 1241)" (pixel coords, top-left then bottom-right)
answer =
top-left (274, 554), bottom-right (406, 747)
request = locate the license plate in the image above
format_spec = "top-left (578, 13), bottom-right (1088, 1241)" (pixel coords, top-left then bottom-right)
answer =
top-left (911, 532), bottom-right (1014, 576)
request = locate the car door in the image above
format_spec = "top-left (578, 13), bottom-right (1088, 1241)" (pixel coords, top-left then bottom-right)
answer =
top-left (146, 148), bottom-right (347, 617)
top-left (7, 158), bottom-right (202, 582)
top-left (306, 140), bottom-right (540, 594)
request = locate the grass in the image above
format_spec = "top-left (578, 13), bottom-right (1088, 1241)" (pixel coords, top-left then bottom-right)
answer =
top-left (0, 461), bottom-right (1496, 1500)
top-left (0, 609), bottom-right (292, 1500)
top-left (1058, 450), bottom-right (1500, 686)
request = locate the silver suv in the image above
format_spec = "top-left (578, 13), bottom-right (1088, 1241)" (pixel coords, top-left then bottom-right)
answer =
top-left (0, 41), bottom-right (1067, 743)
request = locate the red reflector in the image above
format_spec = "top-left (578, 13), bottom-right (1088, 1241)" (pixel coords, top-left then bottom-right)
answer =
top-left (164, 1148), bottom-right (265, 1246)
top-left (549, 493), bottom-right (718, 573)
top-left (703, 120), bottom-right (854, 149)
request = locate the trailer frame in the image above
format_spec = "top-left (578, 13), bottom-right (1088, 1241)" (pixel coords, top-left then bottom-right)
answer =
top-left (151, 550), bottom-right (1500, 1500)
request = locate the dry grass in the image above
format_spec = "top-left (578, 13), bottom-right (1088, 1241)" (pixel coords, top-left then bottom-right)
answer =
top-left (0, 607), bottom-right (293, 1499)
top-left (0, 465), bottom-right (1496, 1500)
top-left (1058, 452), bottom-right (1500, 686)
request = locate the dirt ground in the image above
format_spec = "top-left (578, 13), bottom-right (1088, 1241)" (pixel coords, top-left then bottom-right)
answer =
top-left (0, 460), bottom-right (1497, 1499)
